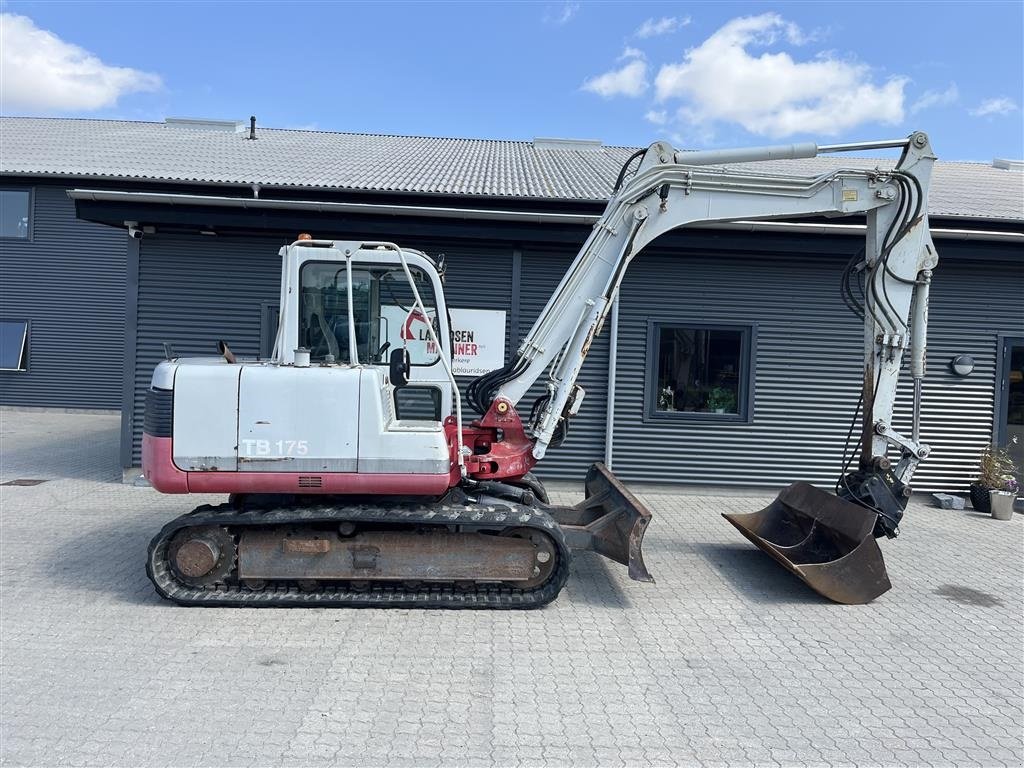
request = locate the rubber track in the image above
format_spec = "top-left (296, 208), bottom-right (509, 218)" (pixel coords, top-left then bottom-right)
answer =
top-left (147, 499), bottom-right (572, 609)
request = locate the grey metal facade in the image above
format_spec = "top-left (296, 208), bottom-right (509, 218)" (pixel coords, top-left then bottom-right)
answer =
top-left (119, 224), bottom-right (1022, 494)
top-left (611, 237), bottom-right (1024, 492)
top-left (0, 182), bottom-right (126, 409)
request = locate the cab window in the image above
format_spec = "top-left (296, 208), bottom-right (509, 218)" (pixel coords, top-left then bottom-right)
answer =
top-left (298, 263), bottom-right (441, 365)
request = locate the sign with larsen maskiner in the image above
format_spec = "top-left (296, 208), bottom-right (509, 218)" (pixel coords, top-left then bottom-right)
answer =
top-left (448, 308), bottom-right (506, 375)
top-left (380, 307), bottom-right (506, 376)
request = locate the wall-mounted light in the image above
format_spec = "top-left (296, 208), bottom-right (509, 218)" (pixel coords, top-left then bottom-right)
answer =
top-left (950, 354), bottom-right (975, 377)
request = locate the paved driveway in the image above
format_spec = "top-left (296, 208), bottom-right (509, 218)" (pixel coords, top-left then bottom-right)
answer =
top-left (1, 410), bottom-right (1022, 767)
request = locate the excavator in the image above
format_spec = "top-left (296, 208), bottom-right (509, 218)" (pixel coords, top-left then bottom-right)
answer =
top-left (142, 131), bottom-right (938, 608)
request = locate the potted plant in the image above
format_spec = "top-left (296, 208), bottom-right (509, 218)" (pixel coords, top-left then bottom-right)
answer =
top-left (990, 475), bottom-right (1019, 521)
top-left (969, 446), bottom-right (1018, 514)
top-left (706, 387), bottom-right (737, 414)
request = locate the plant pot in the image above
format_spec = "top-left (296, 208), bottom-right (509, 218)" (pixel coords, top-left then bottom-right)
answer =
top-left (990, 490), bottom-right (1015, 520)
top-left (969, 483), bottom-right (992, 513)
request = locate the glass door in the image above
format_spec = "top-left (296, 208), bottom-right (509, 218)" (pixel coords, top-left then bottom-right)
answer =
top-left (998, 337), bottom-right (1024, 497)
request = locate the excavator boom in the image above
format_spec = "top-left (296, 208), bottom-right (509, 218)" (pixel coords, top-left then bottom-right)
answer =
top-left (467, 131), bottom-right (937, 603)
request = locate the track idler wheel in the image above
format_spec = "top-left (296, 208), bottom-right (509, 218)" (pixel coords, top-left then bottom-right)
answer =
top-left (168, 526), bottom-right (236, 586)
top-left (502, 527), bottom-right (557, 588)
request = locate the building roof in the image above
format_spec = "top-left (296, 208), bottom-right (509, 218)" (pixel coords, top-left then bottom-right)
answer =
top-left (2, 116), bottom-right (1021, 222)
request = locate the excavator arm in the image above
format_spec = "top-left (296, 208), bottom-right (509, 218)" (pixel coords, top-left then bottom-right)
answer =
top-left (466, 132), bottom-right (939, 602)
top-left (471, 132), bottom-right (937, 485)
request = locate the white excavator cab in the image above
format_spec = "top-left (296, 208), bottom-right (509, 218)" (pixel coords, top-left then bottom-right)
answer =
top-left (144, 241), bottom-right (457, 497)
top-left (277, 239), bottom-right (455, 422)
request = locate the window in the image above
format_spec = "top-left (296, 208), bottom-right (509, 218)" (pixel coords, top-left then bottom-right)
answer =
top-left (259, 302), bottom-right (279, 358)
top-left (0, 320), bottom-right (29, 371)
top-left (395, 386), bottom-right (443, 421)
top-left (0, 190), bottom-right (31, 239)
top-left (648, 323), bottom-right (752, 420)
top-left (298, 262), bottom-right (441, 365)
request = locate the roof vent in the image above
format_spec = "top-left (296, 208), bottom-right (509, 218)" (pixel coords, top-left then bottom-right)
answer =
top-left (532, 137), bottom-right (603, 152)
top-left (992, 158), bottom-right (1023, 171)
top-left (164, 117), bottom-right (245, 133)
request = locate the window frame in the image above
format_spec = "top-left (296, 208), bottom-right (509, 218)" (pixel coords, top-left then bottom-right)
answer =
top-left (0, 188), bottom-right (34, 242)
top-left (643, 319), bottom-right (756, 424)
top-left (0, 319), bottom-right (30, 372)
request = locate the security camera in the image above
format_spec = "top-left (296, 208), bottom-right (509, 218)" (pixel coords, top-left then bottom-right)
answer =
top-left (126, 221), bottom-right (143, 239)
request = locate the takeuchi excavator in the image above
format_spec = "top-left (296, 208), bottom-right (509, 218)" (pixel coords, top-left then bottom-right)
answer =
top-left (143, 131), bottom-right (938, 608)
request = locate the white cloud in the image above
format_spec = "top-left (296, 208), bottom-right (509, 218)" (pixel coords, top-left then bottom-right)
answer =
top-left (645, 109), bottom-right (668, 126)
top-left (634, 16), bottom-right (691, 39)
top-left (582, 49), bottom-right (648, 98)
top-left (0, 13), bottom-right (161, 112)
top-left (911, 83), bottom-right (959, 114)
top-left (543, 2), bottom-right (579, 25)
top-left (653, 13), bottom-right (906, 138)
top-left (970, 97), bottom-right (1019, 117)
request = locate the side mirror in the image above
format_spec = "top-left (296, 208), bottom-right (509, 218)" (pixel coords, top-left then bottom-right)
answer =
top-left (389, 347), bottom-right (411, 388)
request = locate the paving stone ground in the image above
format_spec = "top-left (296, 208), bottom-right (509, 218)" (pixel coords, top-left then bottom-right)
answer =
top-left (1, 409), bottom-right (1022, 768)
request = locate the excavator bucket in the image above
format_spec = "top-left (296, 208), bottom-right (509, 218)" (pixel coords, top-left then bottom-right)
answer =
top-left (550, 463), bottom-right (655, 583)
top-left (722, 481), bottom-right (890, 604)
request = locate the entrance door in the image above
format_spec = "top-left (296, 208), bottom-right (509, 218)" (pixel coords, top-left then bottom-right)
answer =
top-left (997, 336), bottom-right (1024, 495)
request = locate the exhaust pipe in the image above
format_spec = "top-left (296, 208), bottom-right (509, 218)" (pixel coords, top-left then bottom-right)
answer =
top-left (217, 340), bottom-right (237, 364)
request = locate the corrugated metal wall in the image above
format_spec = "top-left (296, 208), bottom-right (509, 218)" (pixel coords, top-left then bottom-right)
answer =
top-left (520, 248), bottom-right (608, 479)
top-left (0, 183), bottom-right (125, 408)
top-left (610, 244), bottom-right (1024, 492)
top-left (131, 234), bottom-right (285, 464)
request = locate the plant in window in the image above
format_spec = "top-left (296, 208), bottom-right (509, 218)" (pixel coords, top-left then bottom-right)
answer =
top-left (706, 387), bottom-right (737, 414)
top-left (658, 385), bottom-right (676, 411)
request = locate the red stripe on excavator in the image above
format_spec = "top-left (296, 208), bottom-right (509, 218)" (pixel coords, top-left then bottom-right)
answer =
top-left (142, 433), bottom-right (188, 492)
top-left (141, 434), bottom-right (452, 496)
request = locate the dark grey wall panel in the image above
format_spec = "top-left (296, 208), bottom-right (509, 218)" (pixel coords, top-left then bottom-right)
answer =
top-left (0, 183), bottom-right (125, 408)
top-left (131, 233), bottom-right (290, 466)
top-left (610, 245), bottom-right (1024, 493)
top-left (519, 248), bottom-right (608, 479)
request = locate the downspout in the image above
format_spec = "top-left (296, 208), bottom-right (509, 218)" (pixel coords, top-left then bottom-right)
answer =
top-left (604, 294), bottom-right (619, 469)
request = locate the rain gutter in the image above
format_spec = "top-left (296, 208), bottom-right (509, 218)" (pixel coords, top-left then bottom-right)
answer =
top-left (67, 188), bottom-right (1024, 242)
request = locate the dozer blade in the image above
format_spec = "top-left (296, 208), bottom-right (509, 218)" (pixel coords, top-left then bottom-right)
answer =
top-left (722, 481), bottom-right (890, 605)
top-left (549, 462), bottom-right (655, 583)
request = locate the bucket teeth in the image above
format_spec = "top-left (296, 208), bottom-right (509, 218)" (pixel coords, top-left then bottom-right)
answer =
top-left (723, 482), bottom-right (891, 604)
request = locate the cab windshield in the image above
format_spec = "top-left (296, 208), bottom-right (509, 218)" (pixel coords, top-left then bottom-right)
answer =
top-left (299, 262), bottom-right (441, 365)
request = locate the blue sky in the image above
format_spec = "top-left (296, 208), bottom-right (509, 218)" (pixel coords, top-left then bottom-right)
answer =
top-left (1, 1), bottom-right (1022, 161)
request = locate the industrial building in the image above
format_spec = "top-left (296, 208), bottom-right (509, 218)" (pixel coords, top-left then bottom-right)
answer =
top-left (1, 116), bottom-right (1021, 490)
